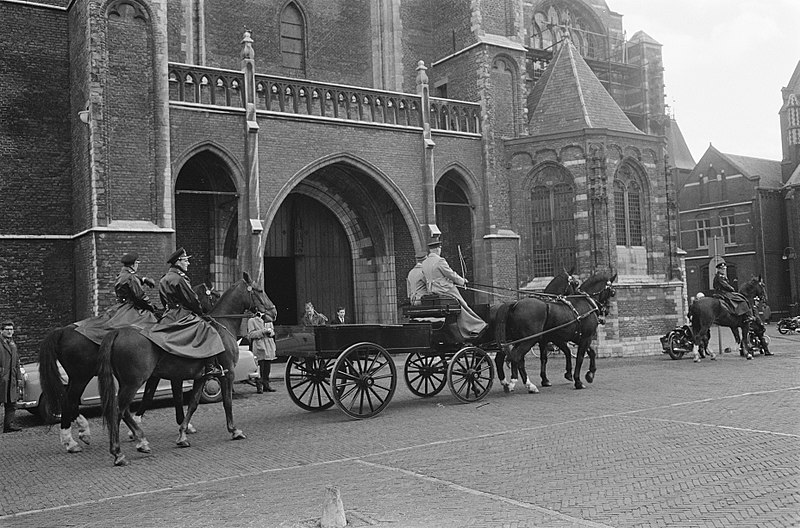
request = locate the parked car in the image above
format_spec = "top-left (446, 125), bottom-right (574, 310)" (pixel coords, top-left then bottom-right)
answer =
top-left (18, 342), bottom-right (259, 423)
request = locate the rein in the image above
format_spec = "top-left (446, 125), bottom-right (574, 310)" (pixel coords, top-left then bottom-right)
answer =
top-left (502, 295), bottom-right (602, 348)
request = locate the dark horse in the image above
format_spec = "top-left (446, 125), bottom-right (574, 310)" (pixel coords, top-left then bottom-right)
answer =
top-left (689, 276), bottom-right (767, 361)
top-left (504, 268), bottom-right (580, 392)
top-left (494, 272), bottom-right (617, 391)
top-left (38, 283), bottom-right (220, 453)
top-left (98, 273), bottom-right (275, 466)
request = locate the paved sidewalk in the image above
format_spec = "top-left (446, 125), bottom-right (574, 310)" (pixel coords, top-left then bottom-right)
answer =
top-left (2, 332), bottom-right (798, 527)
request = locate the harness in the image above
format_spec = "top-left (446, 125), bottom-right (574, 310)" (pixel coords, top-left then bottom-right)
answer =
top-left (496, 288), bottom-right (608, 350)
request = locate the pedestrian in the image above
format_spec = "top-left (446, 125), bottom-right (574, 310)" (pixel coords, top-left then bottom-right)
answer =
top-left (1, 320), bottom-right (22, 433)
top-left (421, 237), bottom-right (487, 340)
top-left (330, 306), bottom-right (348, 325)
top-left (247, 312), bottom-right (277, 393)
top-left (300, 300), bottom-right (328, 326)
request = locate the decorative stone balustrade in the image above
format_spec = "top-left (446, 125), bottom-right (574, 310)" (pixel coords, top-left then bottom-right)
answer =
top-left (168, 63), bottom-right (480, 134)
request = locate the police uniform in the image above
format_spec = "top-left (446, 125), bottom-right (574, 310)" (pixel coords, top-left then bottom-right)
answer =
top-left (74, 252), bottom-right (159, 344)
top-left (146, 248), bottom-right (224, 359)
top-left (713, 264), bottom-right (752, 317)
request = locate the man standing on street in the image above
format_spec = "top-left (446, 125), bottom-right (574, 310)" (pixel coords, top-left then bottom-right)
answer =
top-left (1, 320), bottom-right (22, 433)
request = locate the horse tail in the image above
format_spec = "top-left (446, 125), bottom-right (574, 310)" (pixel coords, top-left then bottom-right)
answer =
top-left (38, 327), bottom-right (66, 417)
top-left (98, 329), bottom-right (119, 431)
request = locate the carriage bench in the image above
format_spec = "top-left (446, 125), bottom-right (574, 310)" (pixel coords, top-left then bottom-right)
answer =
top-left (402, 294), bottom-right (461, 320)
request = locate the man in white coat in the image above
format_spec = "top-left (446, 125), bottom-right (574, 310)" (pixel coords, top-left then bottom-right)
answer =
top-left (421, 238), bottom-right (487, 340)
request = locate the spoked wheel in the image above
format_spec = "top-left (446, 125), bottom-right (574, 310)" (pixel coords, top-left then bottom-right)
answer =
top-left (447, 346), bottom-right (494, 403)
top-left (404, 352), bottom-right (447, 397)
top-left (331, 342), bottom-right (397, 419)
top-left (667, 333), bottom-right (692, 360)
top-left (285, 356), bottom-right (335, 411)
top-left (777, 322), bottom-right (789, 335)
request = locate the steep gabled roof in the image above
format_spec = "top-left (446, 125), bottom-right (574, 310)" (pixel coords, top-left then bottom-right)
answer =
top-left (528, 39), bottom-right (642, 136)
top-left (717, 150), bottom-right (782, 189)
top-left (628, 30), bottom-right (661, 46)
top-left (784, 163), bottom-right (800, 188)
top-left (665, 118), bottom-right (695, 170)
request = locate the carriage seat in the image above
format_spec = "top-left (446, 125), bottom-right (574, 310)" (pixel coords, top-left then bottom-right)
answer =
top-left (403, 294), bottom-right (461, 320)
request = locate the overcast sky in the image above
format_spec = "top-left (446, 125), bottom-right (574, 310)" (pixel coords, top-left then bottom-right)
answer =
top-left (610, 0), bottom-right (800, 162)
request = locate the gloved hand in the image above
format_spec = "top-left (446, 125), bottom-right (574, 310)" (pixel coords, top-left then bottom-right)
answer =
top-left (142, 277), bottom-right (156, 288)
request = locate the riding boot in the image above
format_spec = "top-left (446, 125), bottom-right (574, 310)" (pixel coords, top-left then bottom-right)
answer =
top-left (203, 360), bottom-right (224, 378)
top-left (264, 382), bottom-right (277, 392)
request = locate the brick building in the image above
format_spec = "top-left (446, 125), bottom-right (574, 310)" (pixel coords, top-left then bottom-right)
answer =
top-left (1, 0), bottom-right (687, 360)
top-left (677, 60), bottom-right (800, 320)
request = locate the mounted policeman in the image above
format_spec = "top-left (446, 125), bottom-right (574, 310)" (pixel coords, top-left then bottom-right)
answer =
top-left (73, 252), bottom-right (160, 343)
top-left (712, 262), bottom-right (755, 324)
top-left (146, 247), bottom-right (225, 377)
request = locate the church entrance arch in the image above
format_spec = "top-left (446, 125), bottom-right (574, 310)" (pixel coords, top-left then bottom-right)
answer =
top-left (174, 150), bottom-right (241, 290)
top-left (264, 160), bottom-right (417, 325)
top-left (436, 170), bottom-right (475, 304)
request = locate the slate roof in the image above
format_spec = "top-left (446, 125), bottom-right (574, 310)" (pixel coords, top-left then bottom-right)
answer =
top-left (717, 150), bottom-right (783, 189)
top-left (528, 39), bottom-right (642, 136)
top-left (785, 163), bottom-right (800, 188)
top-left (665, 118), bottom-right (695, 171)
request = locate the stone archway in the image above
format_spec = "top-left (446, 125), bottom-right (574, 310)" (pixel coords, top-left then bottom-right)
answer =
top-left (174, 151), bottom-right (240, 289)
top-left (264, 161), bottom-right (418, 325)
top-left (435, 170), bottom-right (475, 304)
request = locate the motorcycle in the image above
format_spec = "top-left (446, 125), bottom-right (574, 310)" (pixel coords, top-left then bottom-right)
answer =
top-left (660, 324), bottom-right (695, 360)
top-left (776, 316), bottom-right (800, 335)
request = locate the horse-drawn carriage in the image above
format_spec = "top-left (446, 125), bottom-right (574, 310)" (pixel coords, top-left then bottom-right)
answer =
top-left (276, 295), bottom-right (495, 419)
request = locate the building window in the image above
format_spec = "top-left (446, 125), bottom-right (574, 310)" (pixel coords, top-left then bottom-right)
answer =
top-left (719, 213), bottom-right (735, 244)
top-left (527, 166), bottom-right (575, 277)
top-left (614, 166), bottom-right (644, 247)
top-left (280, 3), bottom-right (305, 72)
top-left (696, 217), bottom-right (711, 248)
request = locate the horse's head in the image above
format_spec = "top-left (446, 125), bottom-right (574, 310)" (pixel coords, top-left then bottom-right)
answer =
top-left (210, 272), bottom-right (278, 322)
top-left (193, 283), bottom-right (221, 313)
top-left (740, 275), bottom-right (767, 304)
top-left (544, 267), bottom-right (580, 296)
top-left (580, 272), bottom-right (617, 313)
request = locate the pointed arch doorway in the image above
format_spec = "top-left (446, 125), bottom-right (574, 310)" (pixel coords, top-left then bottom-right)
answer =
top-left (264, 194), bottom-right (354, 325)
top-left (436, 171), bottom-right (475, 305)
top-left (174, 150), bottom-right (240, 290)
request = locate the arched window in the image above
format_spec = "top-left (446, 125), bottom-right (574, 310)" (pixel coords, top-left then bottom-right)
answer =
top-left (527, 165), bottom-right (576, 276)
top-left (280, 3), bottom-right (305, 72)
top-left (614, 164), bottom-right (644, 247)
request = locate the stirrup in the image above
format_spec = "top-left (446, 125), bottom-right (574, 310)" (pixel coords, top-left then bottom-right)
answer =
top-left (203, 364), bottom-right (225, 378)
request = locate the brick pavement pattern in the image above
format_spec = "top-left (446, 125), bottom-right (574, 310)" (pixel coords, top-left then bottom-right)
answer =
top-left (1, 333), bottom-right (799, 527)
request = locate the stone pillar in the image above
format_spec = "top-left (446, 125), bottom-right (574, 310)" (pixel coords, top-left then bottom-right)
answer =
top-left (241, 30), bottom-right (264, 286)
top-left (483, 228), bottom-right (520, 297)
top-left (417, 61), bottom-right (437, 241)
top-left (588, 144), bottom-right (612, 274)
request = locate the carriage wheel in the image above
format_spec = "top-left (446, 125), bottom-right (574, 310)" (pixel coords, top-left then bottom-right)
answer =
top-left (285, 356), bottom-right (335, 411)
top-left (331, 342), bottom-right (397, 419)
top-left (667, 333), bottom-right (691, 360)
top-left (404, 352), bottom-right (447, 397)
top-left (447, 346), bottom-right (494, 404)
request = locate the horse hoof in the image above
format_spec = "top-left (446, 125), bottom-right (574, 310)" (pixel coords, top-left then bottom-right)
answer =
top-left (114, 455), bottom-right (129, 467)
top-left (564, 373), bottom-right (573, 381)
top-left (528, 386), bottom-right (539, 394)
top-left (177, 440), bottom-right (191, 448)
top-left (232, 430), bottom-right (246, 440)
top-left (541, 380), bottom-right (551, 387)
top-left (66, 444), bottom-right (83, 454)
top-left (78, 433), bottom-right (91, 445)
top-left (574, 382), bottom-right (584, 390)
top-left (586, 371), bottom-right (594, 384)
top-left (187, 423), bottom-right (197, 434)
top-left (127, 432), bottom-right (135, 441)
top-left (137, 444), bottom-right (151, 454)
top-left (502, 384), bottom-right (510, 394)
top-left (764, 351), bottom-right (774, 356)
top-left (746, 354), bottom-right (753, 360)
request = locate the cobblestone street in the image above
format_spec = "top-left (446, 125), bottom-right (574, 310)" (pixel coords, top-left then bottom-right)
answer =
top-left (2, 331), bottom-right (798, 528)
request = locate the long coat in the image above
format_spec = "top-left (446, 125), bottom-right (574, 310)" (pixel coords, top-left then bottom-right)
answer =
top-left (421, 253), bottom-right (487, 339)
top-left (146, 267), bottom-right (224, 359)
top-left (74, 266), bottom-right (159, 344)
top-left (247, 316), bottom-right (276, 361)
top-left (713, 272), bottom-right (751, 316)
top-left (0, 335), bottom-right (21, 404)
top-left (406, 263), bottom-right (427, 305)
